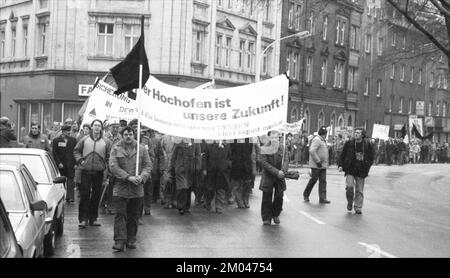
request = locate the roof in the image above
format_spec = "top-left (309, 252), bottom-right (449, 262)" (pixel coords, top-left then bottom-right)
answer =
top-left (0, 161), bottom-right (23, 170)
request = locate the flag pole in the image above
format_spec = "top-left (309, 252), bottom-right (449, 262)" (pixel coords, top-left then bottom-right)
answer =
top-left (136, 15), bottom-right (145, 176)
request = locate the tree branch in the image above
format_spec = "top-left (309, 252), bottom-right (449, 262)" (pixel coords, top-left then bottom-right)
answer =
top-left (430, 0), bottom-right (450, 17)
top-left (387, 0), bottom-right (450, 56)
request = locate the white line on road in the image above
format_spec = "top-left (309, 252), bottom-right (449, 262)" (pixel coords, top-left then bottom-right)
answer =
top-left (357, 242), bottom-right (397, 258)
top-left (297, 210), bottom-right (326, 225)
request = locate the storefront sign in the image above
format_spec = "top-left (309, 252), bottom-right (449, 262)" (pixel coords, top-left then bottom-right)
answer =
top-left (416, 101), bottom-right (425, 116)
top-left (394, 124), bottom-right (403, 131)
top-left (78, 84), bottom-right (94, 96)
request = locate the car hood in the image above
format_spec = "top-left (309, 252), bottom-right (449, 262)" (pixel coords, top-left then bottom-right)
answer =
top-left (7, 212), bottom-right (24, 234)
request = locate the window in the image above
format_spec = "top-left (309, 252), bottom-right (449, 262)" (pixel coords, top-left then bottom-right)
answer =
top-left (0, 171), bottom-right (25, 212)
top-left (193, 31), bottom-right (204, 63)
top-left (365, 33), bottom-right (371, 53)
top-left (400, 64), bottom-right (405, 81)
top-left (215, 34), bottom-right (223, 66)
top-left (306, 56), bottom-right (313, 83)
top-left (288, 2), bottom-right (294, 29)
top-left (290, 108), bottom-right (298, 122)
top-left (443, 102), bottom-right (447, 117)
top-left (334, 62), bottom-right (344, 89)
top-left (377, 37), bottom-right (383, 56)
top-left (428, 101), bottom-right (433, 116)
top-left (438, 74), bottom-right (443, 88)
top-left (320, 59), bottom-right (327, 86)
top-left (335, 20), bottom-right (340, 44)
top-left (225, 37), bottom-right (232, 67)
top-left (392, 30), bottom-right (396, 47)
top-left (1, 154), bottom-right (49, 184)
top-left (399, 97), bottom-right (403, 113)
top-left (292, 52), bottom-right (298, 79)
top-left (262, 47), bottom-right (271, 75)
top-left (23, 25), bottom-right (28, 57)
top-left (410, 67), bottom-right (414, 83)
top-left (390, 63), bottom-right (395, 79)
top-left (437, 102), bottom-right (440, 116)
top-left (377, 79), bottom-right (382, 96)
top-left (286, 51), bottom-right (291, 73)
top-left (444, 77), bottom-right (448, 89)
top-left (350, 26), bottom-right (359, 50)
top-left (364, 77), bottom-right (370, 95)
top-left (348, 67), bottom-right (358, 91)
top-left (218, 0), bottom-right (223, 8)
top-left (430, 72), bottom-right (434, 88)
top-left (418, 68), bottom-right (422, 85)
top-left (97, 23), bottom-right (114, 56)
top-left (39, 0), bottom-right (48, 8)
top-left (318, 111), bottom-right (325, 128)
top-left (11, 27), bottom-right (16, 57)
top-left (296, 5), bottom-right (302, 30)
top-left (38, 21), bottom-right (47, 55)
top-left (239, 40), bottom-right (245, 69)
top-left (124, 24), bottom-right (139, 52)
top-left (409, 98), bottom-right (413, 114)
top-left (340, 21), bottom-right (345, 46)
top-left (323, 16), bottom-right (328, 41)
top-left (247, 41), bottom-right (254, 71)
top-left (308, 12), bottom-right (314, 35)
top-left (227, 0), bottom-right (232, 9)
top-left (402, 34), bottom-right (406, 49)
top-left (264, 1), bottom-right (270, 21)
top-left (0, 28), bottom-right (4, 58)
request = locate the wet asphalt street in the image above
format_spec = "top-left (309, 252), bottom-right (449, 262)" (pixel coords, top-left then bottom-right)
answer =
top-left (53, 163), bottom-right (450, 258)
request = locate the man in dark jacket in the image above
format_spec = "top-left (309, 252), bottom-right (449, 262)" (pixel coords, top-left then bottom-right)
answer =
top-left (202, 140), bottom-right (232, 214)
top-left (0, 117), bottom-right (17, 148)
top-left (230, 139), bottom-right (253, 208)
top-left (258, 130), bottom-right (290, 225)
top-left (338, 128), bottom-right (374, 215)
top-left (109, 126), bottom-right (151, 251)
top-left (52, 125), bottom-right (77, 203)
top-left (22, 122), bottom-right (50, 152)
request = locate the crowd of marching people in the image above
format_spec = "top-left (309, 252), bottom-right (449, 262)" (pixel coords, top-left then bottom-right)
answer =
top-left (2, 114), bottom-right (450, 251)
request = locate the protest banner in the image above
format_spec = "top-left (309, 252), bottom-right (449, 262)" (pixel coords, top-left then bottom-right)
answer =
top-left (408, 115), bottom-right (423, 137)
top-left (372, 124), bottom-right (390, 140)
top-left (279, 118), bottom-right (305, 134)
top-left (80, 75), bottom-right (289, 141)
top-left (137, 74), bottom-right (289, 140)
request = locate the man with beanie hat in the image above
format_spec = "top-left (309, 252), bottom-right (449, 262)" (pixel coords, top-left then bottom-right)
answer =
top-left (74, 119), bottom-right (112, 228)
top-left (52, 125), bottom-right (77, 203)
top-left (303, 126), bottom-right (331, 204)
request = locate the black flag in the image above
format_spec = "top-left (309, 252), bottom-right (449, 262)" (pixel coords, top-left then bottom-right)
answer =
top-left (110, 16), bottom-right (149, 96)
top-left (400, 124), bottom-right (407, 138)
top-left (412, 124), bottom-right (433, 140)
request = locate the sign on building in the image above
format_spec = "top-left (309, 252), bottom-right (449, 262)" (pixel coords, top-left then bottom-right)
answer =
top-left (416, 101), bottom-right (425, 116)
top-left (78, 84), bottom-right (94, 97)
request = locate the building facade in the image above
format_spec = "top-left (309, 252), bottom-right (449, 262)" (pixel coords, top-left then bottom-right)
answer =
top-left (0, 0), bottom-right (282, 139)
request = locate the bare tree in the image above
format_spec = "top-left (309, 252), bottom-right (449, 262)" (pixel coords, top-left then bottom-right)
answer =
top-left (386, 0), bottom-right (450, 69)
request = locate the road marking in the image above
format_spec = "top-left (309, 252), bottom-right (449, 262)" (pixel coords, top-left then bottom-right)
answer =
top-left (298, 210), bottom-right (326, 225)
top-left (357, 242), bottom-right (397, 258)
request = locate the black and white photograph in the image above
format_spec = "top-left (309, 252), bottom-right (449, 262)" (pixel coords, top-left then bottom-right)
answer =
top-left (0, 0), bottom-right (449, 264)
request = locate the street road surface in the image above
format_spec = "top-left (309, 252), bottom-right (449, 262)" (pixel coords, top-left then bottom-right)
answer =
top-left (53, 164), bottom-right (450, 258)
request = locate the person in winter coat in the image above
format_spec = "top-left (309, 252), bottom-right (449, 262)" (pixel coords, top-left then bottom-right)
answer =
top-left (73, 119), bottom-right (112, 228)
top-left (109, 126), bottom-right (152, 252)
top-left (170, 139), bottom-right (202, 214)
top-left (338, 128), bottom-right (374, 214)
top-left (52, 125), bottom-right (77, 203)
top-left (230, 139), bottom-right (253, 208)
top-left (258, 130), bottom-right (289, 225)
top-left (202, 140), bottom-right (232, 214)
top-left (160, 134), bottom-right (176, 208)
top-left (303, 126), bottom-right (331, 204)
top-left (0, 117), bottom-right (17, 148)
top-left (22, 122), bottom-right (50, 152)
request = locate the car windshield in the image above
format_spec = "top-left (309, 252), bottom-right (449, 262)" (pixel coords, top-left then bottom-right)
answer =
top-left (0, 171), bottom-right (26, 212)
top-left (0, 155), bottom-right (49, 184)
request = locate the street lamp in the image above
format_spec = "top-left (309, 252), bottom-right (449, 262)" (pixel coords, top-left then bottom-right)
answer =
top-left (255, 30), bottom-right (310, 82)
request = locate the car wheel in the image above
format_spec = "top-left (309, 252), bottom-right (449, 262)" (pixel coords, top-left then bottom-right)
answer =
top-left (56, 208), bottom-right (64, 237)
top-left (44, 224), bottom-right (55, 257)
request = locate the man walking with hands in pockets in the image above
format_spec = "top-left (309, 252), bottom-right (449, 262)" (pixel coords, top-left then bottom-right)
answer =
top-left (338, 128), bottom-right (374, 215)
top-left (303, 126), bottom-right (331, 204)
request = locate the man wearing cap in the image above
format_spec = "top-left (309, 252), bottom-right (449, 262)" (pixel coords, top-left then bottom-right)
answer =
top-left (74, 119), bottom-right (112, 228)
top-left (0, 117), bottom-right (17, 148)
top-left (52, 125), bottom-right (77, 203)
top-left (303, 126), bottom-right (331, 204)
top-left (23, 122), bottom-right (51, 152)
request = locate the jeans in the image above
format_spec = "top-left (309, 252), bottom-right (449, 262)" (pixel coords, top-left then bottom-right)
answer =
top-left (113, 196), bottom-right (143, 244)
top-left (345, 175), bottom-right (365, 211)
top-left (66, 177), bottom-right (75, 201)
top-left (261, 186), bottom-right (283, 221)
top-left (205, 170), bottom-right (228, 211)
top-left (232, 178), bottom-right (252, 207)
top-left (303, 168), bottom-right (327, 200)
top-left (78, 171), bottom-right (103, 223)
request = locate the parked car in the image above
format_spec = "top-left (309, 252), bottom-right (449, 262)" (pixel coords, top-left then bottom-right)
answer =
top-left (0, 163), bottom-right (49, 258)
top-left (0, 196), bottom-right (23, 258)
top-left (0, 148), bottom-right (66, 257)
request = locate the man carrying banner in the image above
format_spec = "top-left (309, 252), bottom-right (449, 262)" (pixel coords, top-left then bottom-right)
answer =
top-left (338, 128), bottom-right (374, 215)
top-left (109, 126), bottom-right (151, 251)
